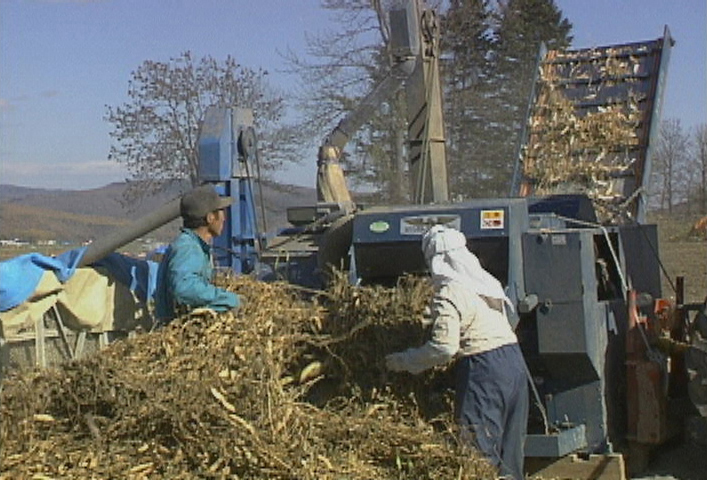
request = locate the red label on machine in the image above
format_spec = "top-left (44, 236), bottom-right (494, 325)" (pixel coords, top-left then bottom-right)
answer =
top-left (480, 210), bottom-right (504, 230)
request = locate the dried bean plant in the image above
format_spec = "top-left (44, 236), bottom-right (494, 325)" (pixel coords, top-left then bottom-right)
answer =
top-left (522, 47), bottom-right (646, 224)
top-left (1, 274), bottom-right (496, 479)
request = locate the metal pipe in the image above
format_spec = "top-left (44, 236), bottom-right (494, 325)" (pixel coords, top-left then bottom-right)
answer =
top-left (78, 197), bottom-right (181, 267)
top-left (323, 57), bottom-right (417, 152)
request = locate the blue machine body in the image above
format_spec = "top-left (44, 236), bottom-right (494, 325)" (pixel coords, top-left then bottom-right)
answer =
top-left (199, 26), bottom-right (676, 462)
top-left (351, 199), bottom-right (528, 309)
top-left (197, 106), bottom-right (261, 274)
top-left (349, 194), bottom-right (663, 457)
top-left (335, 30), bottom-right (674, 458)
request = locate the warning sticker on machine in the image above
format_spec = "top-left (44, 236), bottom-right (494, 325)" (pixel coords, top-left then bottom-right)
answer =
top-left (400, 214), bottom-right (461, 235)
top-left (480, 210), bottom-right (505, 230)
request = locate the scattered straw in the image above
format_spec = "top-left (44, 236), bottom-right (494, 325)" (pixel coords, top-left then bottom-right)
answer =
top-left (1, 274), bottom-right (496, 479)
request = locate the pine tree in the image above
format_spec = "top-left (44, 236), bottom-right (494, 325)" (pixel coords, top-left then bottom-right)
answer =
top-left (491, 0), bottom-right (573, 196)
top-left (441, 0), bottom-right (497, 199)
top-left (441, 0), bottom-right (572, 199)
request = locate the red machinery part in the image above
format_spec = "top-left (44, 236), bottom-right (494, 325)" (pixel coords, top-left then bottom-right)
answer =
top-left (626, 290), bottom-right (669, 445)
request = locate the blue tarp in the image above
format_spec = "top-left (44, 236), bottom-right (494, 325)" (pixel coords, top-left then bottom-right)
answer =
top-left (0, 247), bottom-right (158, 312)
top-left (93, 253), bottom-right (159, 304)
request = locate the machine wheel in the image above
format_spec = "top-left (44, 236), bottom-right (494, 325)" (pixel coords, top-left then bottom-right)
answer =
top-left (317, 214), bottom-right (354, 283)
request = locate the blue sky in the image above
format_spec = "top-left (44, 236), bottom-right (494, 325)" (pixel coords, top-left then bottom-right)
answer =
top-left (1, 0), bottom-right (705, 190)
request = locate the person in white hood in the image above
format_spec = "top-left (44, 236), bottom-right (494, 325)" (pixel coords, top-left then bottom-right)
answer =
top-left (385, 225), bottom-right (528, 480)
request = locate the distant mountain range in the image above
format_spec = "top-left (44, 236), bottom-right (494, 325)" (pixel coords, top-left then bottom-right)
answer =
top-left (0, 181), bottom-right (317, 244)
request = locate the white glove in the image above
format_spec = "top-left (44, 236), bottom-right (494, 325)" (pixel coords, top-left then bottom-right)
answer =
top-left (420, 305), bottom-right (434, 327)
top-left (385, 352), bottom-right (409, 373)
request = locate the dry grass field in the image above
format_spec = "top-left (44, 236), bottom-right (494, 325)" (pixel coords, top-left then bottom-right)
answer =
top-left (648, 211), bottom-right (707, 304)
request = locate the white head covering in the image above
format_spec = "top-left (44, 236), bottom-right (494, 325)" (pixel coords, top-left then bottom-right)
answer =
top-left (421, 225), bottom-right (513, 311)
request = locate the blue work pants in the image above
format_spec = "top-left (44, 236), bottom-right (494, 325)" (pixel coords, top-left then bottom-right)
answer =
top-left (455, 343), bottom-right (529, 480)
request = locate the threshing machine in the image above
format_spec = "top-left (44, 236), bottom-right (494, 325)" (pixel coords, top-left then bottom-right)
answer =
top-left (254, 3), bottom-right (699, 475)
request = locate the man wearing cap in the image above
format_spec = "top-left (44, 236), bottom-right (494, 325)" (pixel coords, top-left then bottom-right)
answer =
top-left (385, 225), bottom-right (528, 480)
top-left (155, 185), bottom-right (241, 322)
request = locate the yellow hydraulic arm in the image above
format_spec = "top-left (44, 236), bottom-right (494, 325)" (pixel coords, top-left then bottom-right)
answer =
top-left (315, 0), bottom-right (449, 206)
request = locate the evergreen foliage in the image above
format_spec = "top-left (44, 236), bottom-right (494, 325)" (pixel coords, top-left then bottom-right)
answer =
top-left (289, 0), bottom-right (573, 201)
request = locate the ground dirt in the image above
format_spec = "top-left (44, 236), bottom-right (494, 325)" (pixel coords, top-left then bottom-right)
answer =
top-left (631, 433), bottom-right (707, 480)
top-left (650, 211), bottom-right (707, 304)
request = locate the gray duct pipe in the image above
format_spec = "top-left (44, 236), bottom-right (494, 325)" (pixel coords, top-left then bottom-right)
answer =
top-left (323, 57), bottom-right (417, 152)
top-left (78, 197), bottom-right (181, 267)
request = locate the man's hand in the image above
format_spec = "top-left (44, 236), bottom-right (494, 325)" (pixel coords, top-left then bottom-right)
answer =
top-left (190, 307), bottom-right (218, 318)
top-left (385, 352), bottom-right (409, 373)
top-left (420, 305), bottom-right (434, 327)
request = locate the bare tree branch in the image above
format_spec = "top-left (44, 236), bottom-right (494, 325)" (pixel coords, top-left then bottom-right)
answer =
top-left (105, 52), bottom-right (294, 206)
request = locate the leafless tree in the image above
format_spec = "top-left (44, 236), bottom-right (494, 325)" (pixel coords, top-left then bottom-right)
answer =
top-left (652, 118), bottom-right (691, 213)
top-left (282, 0), bottom-right (407, 201)
top-left (105, 51), bottom-right (293, 205)
top-left (694, 124), bottom-right (707, 214)
top-left (285, 0), bottom-right (572, 201)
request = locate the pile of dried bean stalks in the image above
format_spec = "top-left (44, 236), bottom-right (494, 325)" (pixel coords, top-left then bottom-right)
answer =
top-left (523, 46), bottom-right (647, 224)
top-left (0, 272), bottom-right (496, 479)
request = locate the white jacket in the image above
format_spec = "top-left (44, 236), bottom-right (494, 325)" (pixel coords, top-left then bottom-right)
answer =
top-left (388, 225), bottom-right (517, 375)
top-left (393, 281), bottom-right (518, 374)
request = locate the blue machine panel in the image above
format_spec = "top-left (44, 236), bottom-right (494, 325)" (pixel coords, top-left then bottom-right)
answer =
top-left (522, 231), bottom-right (585, 303)
top-left (521, 228), bottom-right (611, 455)
top-left (351, 199), bottom-right (529, 289)
top-left (525, 425), bottom-right (587, 458)
top-left (353, 203), bottom-right (510, 245)
top-left (198, 107), bottom-right (233, 181)
top-left (197, 106), bottom-right (261, 274)
top-left (522, 230), bottom-right (606, 377)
